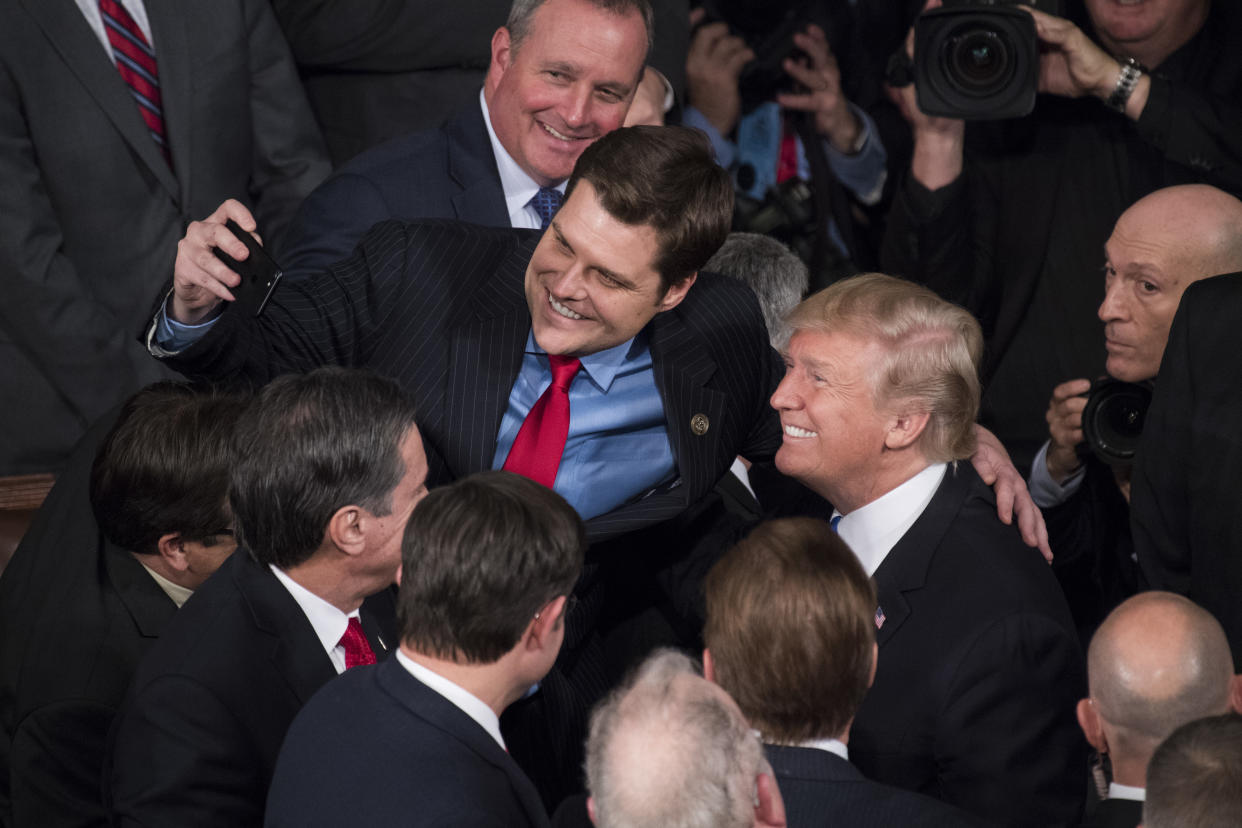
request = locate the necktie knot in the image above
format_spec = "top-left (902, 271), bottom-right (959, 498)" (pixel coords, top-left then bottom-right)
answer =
top-left (339, 616), bottom-right (376, 670)
top-left (530, 187), bottom-right (564, 230)
top-left (548, 355), bottom-right (581, 391)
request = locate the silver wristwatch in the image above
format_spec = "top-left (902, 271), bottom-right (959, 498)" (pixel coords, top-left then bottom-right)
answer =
top-left (1106, 58), bottom-right (1143, 114)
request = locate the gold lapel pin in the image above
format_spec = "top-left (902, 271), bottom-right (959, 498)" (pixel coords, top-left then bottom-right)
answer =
top-left (690, 413), bottom-right (710, 436)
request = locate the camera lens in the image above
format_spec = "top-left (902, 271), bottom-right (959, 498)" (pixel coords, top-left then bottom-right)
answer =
top-left (1082, 379), bottom-right (1153, 465)
top-left (943, 26), bottom-right (1014, 96)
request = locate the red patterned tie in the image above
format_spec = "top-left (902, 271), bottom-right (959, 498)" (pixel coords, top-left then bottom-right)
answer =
top-left (339, 617), bottom-right (376, 670)
top-left (502, 355), bottom-right (581, 488)
top-left (98, 0), bottom-right (171, 166)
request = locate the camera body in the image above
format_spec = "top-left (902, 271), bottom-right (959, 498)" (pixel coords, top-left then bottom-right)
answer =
top-left (1081, 377), bottom-right (1153, 466)
top-left (914, 0), bottom-right (1062, 120)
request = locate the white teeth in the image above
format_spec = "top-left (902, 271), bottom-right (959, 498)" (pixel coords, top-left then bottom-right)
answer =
top-left (784, 425), bottom-right (817, 438)
top-left (542, 122), bottom-right (573, 141)
top-left (549, 294), bottom-right (583, 320)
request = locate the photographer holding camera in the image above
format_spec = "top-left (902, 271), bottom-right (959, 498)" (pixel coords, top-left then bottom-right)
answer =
top-left (682, 1), bottom-right (897, 286)
top-left (1025, 184), bottom-right (1242, 643)
top-left (882, 0), bottom-right (1242, 472)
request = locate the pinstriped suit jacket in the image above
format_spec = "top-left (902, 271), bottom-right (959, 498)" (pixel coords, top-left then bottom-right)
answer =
top-left (161, 218), bottom-right (783, 542)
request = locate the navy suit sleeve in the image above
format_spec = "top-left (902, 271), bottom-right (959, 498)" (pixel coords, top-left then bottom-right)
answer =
top-left (108, 675), bottom-right (267, 827)
top-left (935, 611), bottom-right (1085, 827)
top-left (278, 171), bottom-right (398, 277)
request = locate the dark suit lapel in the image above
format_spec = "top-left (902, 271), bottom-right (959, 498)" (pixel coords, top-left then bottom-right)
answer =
top-left (377, 658), bottom-right (547, 827)
top-left (144, 0), bottom-right (191, 196)
top-left (103, 540), bottom-right (178, 638)
top-left (440, 238), bottom-right (535, 477)
top-left (447, 104), bottom-right (511, 228)
top-left (23, 0), bottom-right (179, 198)
top-left (871, 465), bottom-right (972, 647)
top-left (233, 552), bottom-right (338, 706)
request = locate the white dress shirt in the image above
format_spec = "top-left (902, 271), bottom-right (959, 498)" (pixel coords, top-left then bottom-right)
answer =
top-left (834, 463), bottom-right (948, 576)
top-left (1108, 782), bottom-right (1145, 802)
top-left (396, 649), bottom-right (506, 749)
top-left (138, 561), bottom-right (193, 608)
top-left (479, 90), bottom-right (567, 230)
top-left (74, 0), bottom-right (154, 61)
top-left (270, 565), bottom-right (359, 675)
top-left (799, 736), bottom-right (849, 761)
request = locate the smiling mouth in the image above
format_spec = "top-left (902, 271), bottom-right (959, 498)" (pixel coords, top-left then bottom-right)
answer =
top-left (540, 121), bottom-right (592, 143)
top-left (549, 292), bottom-right (584, 320)
top-left (783, 425), bottom-right (818, 438)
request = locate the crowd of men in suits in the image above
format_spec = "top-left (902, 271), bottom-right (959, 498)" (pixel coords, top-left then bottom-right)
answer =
top-left (3, 0), bottom-right (1242, 826)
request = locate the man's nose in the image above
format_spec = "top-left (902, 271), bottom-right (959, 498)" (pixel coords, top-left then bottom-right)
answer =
top-left (562, 86), bottom-right (592, 129)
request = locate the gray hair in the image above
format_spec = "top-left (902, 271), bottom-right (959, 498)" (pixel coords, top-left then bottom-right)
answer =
top-left (705, 233), bottom-right (808, 348)
top-left (506, 0), bottom-right (654, 59)
top-left (586, 649), bottom-right (762, 828)
top-left (1145, 713), bottom-right (1242, 828)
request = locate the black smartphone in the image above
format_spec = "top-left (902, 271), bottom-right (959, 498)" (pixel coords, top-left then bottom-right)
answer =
top-left (212, 219), bottom-right (282, 317)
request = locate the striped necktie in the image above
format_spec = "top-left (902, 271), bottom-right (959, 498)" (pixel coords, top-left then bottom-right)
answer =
top-left (98, 0), bottom-right (171, 166)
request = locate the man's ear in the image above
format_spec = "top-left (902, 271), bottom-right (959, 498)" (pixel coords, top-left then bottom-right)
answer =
top-left (656, 272), bottom-right (697, 313)
top-left (486, 26), bottom-right (513, 91)
top-left (702, 648), bottom-right (716, 683)
top-left (1077, 698), bottom-right (1108, 754)
top-left (868, 641), bottom-right (878, 689)
top-left (754, 771), bottom-right (786, 827)
top-left (586, 795), bottom-right (598, 826)
top-left (156, 532), bottom-right (190, 573)
top-left (1229, 675), bottom-right (1242, 714)
top-left (527, 595), bottom-right (568, 652)
top-left (326, 505), bottom-right (367, 558)
top-left (883, 409), bottom-right (930, 451)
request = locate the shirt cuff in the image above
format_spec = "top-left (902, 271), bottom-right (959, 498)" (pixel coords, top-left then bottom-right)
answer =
top-left (1028, 439), bottom-right (1086, 509)
top-left (149, 291), bottom-right (220, 355)
top-left (818, 103), bottom-right (888, 206)
top-left (682, 106), bottom-right (737, 169)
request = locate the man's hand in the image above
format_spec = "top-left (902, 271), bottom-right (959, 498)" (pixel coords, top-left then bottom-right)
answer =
top-left (776, 25), bottom-right (860, 153)
top-left (972, 424), bottom-right (1052, 561)
top-left (685, 8), bottom-right (754, 137)
top-left (1045, 378), bottom-right (1091, 484)
top-left (624, 67), bottom-right (668, 127)
top-left (885, 0), bottom-right (966, 190)
top-left (171, 199), bottom-right (260, 325)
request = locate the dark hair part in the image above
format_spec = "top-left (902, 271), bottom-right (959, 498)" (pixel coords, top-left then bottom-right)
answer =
top-left (90, 383), bottom-right (248, 556)
top-left (1144, 713), bottom-right (1242, 828)
top-left (397, 471), bottom-right (585, 663)
top-left (704, 518), bottom-right (876, 743)
top-left (507, 0), bottom-right (654, 66)
top-left (229, 367), bottom-right (419, 570)
top-left (566, 125), bottom-right (733, 292)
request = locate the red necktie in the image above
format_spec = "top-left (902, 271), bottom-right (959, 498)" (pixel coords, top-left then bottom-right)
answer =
top-left (502, 355), bottom-right (581, 488)
top-left (98, 0), bottom-right (171, 166)
top-left (339, 617), bottom-right (376, 670)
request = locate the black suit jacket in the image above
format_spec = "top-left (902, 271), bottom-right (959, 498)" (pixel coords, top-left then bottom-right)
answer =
top-left (1080, 797), bottom-right (1142, 828)
top-left (766, 745), bottom-right (984, 828)
top-left (267, 656), bottom-right (548, 827)
top-left (0, 0), bottom-right (328, 474)
top-left (278, 102), bottom-right (510, 279)
top-left (105, 551), bottom-right (393, 827)
top-left (849, 465), bottom-right (1086, 828)
top-left (1132, 272), bottom-right (1242, 665)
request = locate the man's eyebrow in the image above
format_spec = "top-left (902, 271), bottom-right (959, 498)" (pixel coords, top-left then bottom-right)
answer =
top-left (551, 223), bottom-right (573, 253)
top-left (541, 60), bottom-right (580, 77)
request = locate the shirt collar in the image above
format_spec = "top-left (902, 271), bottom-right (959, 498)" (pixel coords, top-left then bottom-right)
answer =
top-left (524, 329), bottom-right (643, 393)
top-left (395, 649), bottom-right (506, 749)
top-left (138, 561), bottom-right (194, 608)
top-left (270, 564), bottom-right (355, 666)
top-left (1108, 782), bottom-right (1146, 802)
top-left (834, 463), bottom-right (947, 576)
top-left (797, 736), bottom-right (849, 761)
top-left (480, 90), bottom-right (566, 225)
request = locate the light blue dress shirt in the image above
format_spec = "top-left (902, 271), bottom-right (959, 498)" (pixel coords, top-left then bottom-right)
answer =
top-left (493, 331), bottom-right (675, 520)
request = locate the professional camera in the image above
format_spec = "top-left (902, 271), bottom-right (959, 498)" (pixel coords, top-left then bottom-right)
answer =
top-left (1081, 378), bottom-right (1153, 466)
top-left (913, 0), bottom-right (1062, 120)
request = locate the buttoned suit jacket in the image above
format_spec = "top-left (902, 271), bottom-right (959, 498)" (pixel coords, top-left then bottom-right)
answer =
top-left (849, 465), bottom-right (1086, 828)
top-left (266, 656), bottom-right (549, 827)
top-left (0, 0), bottom-right (328, 475)
top-left (278, 101), bottom-right (510, 279)
top-left (765, 745), bottom-right (984, 828)
top-left (105, 550), bottom-right (394, 828)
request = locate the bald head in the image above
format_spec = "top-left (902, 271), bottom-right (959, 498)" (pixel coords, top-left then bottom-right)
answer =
top-left (586, 650), bottom-right (763, 828)
top-left (1100, 185), bottom-right (1242, 381)
top-left (1088, 592), bottom-right (1235, 757)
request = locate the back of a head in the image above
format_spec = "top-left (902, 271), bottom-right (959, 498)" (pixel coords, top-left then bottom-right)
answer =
top-left (704, 518), bottom-right (875, 743)
top-left (785, 273), bottom-right (983, 463)
top-left (566, 125), bottom-right (733, 290)
top-left (396, 470), bottom-right (584, 663)
top-left (586, 649), bottom-right (762, 828)
top-left (1144, 713), bottom-right (1242, 828)
top-left (1088, 592), bottom-right (1235, 762)
top-left (90, 382), bottom-right (248, 556)
top-left (705, 233), bottom-right (809, 347)
top-left (229, 367), bottom-right (419, 570)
